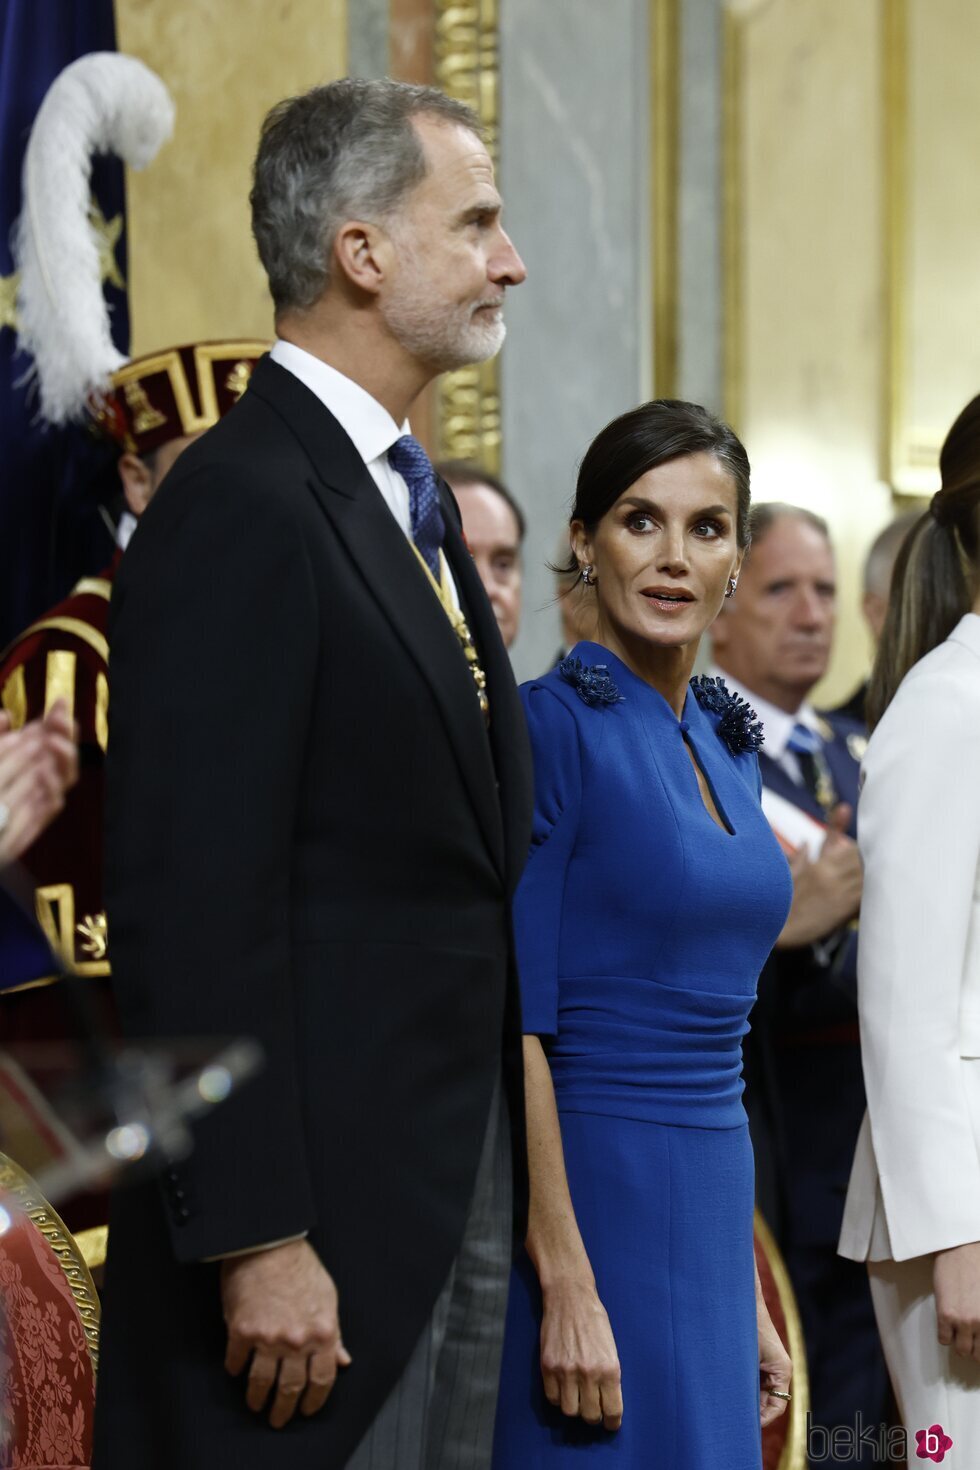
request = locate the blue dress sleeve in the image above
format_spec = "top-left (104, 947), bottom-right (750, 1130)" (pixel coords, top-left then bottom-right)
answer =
top-left (513, 683), bottom-right (583, 1039)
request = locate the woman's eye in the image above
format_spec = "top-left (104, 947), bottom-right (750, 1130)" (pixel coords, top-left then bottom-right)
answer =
top-left (693, 519), bottom-right (722, 538)
top-left (628, 514), bottom-right (653, 533)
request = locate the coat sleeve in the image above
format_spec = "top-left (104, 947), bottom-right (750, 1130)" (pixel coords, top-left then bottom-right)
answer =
top-left (857, 659), bottom-right (980, 1260)
top-left (511, 685), bottom-right (582, 1040)
top-left (105, 467), bottom-right (319, 1262)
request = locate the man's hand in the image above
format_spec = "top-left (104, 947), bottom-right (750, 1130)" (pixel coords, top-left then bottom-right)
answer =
top-left (934, 1241), bottom-right (980, 1362)
top-left (221, 1238), bottom-right (352, 1428)
top-left (776, 804), bottom-right (863, 948)
top-left (0, 701), bottom-right (79, 867)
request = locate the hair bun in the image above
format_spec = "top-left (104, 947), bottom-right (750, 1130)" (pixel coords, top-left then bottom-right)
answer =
top-left (930, 490), bottom-right (949, 526)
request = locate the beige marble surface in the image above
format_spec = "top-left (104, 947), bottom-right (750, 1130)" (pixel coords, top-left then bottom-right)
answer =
top-left (731, 0), bottom-right (891, 708)
top-left (115, 0), bottom-right (347, 354)
top-left (904, 0), bottom-right (980, 483)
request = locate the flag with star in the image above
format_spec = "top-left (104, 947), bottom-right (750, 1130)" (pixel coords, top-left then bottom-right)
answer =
top-left (0, 1), bottom-right (129, 651)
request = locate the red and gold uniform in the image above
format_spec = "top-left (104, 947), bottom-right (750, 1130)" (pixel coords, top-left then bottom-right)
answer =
top-left (0, 340), bottom-right (266, 1000)
top-left (1, 559), bottom-right (116, 981)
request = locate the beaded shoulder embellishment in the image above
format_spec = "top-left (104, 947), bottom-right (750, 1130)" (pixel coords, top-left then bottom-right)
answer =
top-left (557, 656), bottom-right (624, 708)
top-left (690, 675), bottom-right (764, 755)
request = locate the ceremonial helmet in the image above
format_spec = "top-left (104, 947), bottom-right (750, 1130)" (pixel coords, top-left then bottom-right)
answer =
top-left (13, 52), bottom-right (267, 451)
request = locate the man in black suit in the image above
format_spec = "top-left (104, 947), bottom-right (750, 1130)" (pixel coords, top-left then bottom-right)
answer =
top-left (94, 79), bottom-right (530, 1470)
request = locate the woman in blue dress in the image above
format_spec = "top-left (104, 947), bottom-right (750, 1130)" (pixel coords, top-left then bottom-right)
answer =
top-left (493, 401), bottom-right (794, 1468)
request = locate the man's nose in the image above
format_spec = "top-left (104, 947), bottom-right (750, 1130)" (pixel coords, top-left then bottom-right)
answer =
top-left (794, 588), bottom-right (830, 627)
top-left (490, 229), bottom-right (527, 287)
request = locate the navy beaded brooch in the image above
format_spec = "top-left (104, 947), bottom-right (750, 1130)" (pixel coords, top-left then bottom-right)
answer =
top-left (690, 675), bottom-right (764, 755)
top-left (558, 656), bottom-right (624, 708)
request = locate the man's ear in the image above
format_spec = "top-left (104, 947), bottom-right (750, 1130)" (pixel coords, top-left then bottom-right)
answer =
top-left (117, 453), bottom-right (154, 518)
top-left (332, 221), bottom-right (391, 295)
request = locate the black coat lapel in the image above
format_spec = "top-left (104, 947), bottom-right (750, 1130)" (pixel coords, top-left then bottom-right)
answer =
top-left (249, 359), bottom-right (507, 877)
top-left (439, 494), bottom-right (532, 893)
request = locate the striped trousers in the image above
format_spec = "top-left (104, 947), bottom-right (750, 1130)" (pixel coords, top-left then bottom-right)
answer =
top-left (344, 1078), bottom-right (512, 1470)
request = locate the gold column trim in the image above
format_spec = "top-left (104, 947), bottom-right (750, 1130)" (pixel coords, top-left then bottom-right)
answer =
top-left (434, 0), bottom-right (501, 473)
top-left (0, 1151), bottom-right (101, 1374)
top-left (880, 0), bottom-right (908, 492)
top-left (721, 3), bottom-right (746, 430)
top-left (652, 0), bottom-right (680, 398)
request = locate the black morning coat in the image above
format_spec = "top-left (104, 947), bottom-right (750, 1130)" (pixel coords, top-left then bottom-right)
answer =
top-left (92, 356), bottom-right (533, 1470)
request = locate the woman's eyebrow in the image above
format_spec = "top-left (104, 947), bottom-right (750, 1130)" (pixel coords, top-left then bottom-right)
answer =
top-left (620, 496), bottom-right (732, 518)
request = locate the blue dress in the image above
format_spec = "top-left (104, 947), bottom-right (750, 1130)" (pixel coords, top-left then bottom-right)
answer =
top-left (492, 643), bottom-right (793, 1469)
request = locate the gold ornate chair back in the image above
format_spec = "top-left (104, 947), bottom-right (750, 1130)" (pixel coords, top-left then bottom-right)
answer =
top-left (755, 1208), bottom-right (810, 1470)
top-left (0, 1152), bottom-right (100, 1468)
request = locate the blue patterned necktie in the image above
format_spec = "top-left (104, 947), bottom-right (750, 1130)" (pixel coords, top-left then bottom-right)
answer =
top-left (786, 722), bottom-right (822, 758)
top-left (787, 721), bottom-right (831, 807)
top-left (388, 435), bottom-right (446, 580)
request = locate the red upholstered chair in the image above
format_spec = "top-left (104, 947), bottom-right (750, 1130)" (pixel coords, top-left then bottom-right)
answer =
top-left (756, 1209), bottom-right (809, 1470)
top-left (0, 1153), bottom-right (100, 1469)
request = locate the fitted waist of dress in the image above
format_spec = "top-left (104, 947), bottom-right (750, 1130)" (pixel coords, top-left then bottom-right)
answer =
top-left (548, 974), bottom-right (755, 1130)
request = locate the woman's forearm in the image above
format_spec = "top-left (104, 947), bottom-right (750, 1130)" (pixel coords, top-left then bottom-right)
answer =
top-left (522, 1034), bottom-right (594, 1290)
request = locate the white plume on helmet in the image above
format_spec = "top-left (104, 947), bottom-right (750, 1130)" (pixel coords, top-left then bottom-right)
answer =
top-left (13, 52), bottom-right (175, 425)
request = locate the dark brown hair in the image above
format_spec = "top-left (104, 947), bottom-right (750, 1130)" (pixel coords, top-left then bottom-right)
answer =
top-left (867, 395), bottom-right (980, 729)
top-left (559, 399), bottom-right (751, 576)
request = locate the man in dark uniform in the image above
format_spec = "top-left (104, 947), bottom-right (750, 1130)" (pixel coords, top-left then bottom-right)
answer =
top-left (711, 502), bottom-right (889, 1463)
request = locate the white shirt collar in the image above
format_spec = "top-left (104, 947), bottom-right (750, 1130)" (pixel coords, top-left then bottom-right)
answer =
top-left (269, 339), bottom-right (409, 466)
top-left (707, 664), bottom-right (820, 760)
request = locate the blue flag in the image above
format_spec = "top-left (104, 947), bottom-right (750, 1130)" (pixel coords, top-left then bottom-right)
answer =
top-left (0, 3), bottom-right (130, 988)
top-left (0, 0), bottom-right (130, 652)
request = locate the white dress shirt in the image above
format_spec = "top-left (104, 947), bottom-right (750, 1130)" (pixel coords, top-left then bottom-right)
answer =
top-left (270, 339), bottom-right (460, 608)
top-left (707, 665), bottom-right (823, 787)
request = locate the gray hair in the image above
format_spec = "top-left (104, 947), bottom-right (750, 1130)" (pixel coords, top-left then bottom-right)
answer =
top-left (746, 500), bottom-right (830, 552)
top-left (251, 78), bottom-right (482, 314)
top-left (863, 508), bottom-right (920, 597)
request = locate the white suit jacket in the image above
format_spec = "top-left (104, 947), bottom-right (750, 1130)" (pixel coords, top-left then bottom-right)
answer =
top-left (839, 613), bottom-right (980, 1263)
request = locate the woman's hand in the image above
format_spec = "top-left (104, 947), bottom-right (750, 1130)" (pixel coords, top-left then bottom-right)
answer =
top-left (757, 1297), bottom-right (792, 1428)
top-left (539, 1275), bottom-right (623, 1431)
top-left (934, 1241), bottom-right (980, 1362)
top-left (0, 703), bottom-right (78, 867)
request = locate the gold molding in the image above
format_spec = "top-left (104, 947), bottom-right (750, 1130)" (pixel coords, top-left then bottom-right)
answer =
top-left (433, 0), bottom-right (501, 473)
top-left (0, 1152), bottom-right (101, 1374)
top-left (652, 0), bottom-right (680, 397)
top-left (721, 3), bottom-right (746, 430)
top-left (880, 0), bottom-right (911, 493)
top-left (754, 1209), bottom-right (809, 1470)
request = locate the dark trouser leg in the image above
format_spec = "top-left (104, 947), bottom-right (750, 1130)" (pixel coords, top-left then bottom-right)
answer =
top-left (344, 1080), bottom-right (511, 1470)
top-left (425, 1078), bottom-right (512, 1470)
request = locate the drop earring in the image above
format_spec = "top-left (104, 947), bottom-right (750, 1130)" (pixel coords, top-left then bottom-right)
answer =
top-left (582, 564), bottom-right (597, 586)
top-left (725, 576), bottom-right (738, 599)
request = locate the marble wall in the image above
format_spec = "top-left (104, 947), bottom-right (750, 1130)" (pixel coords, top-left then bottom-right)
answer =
top-left (498, 0), bottom-right (652, 681)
